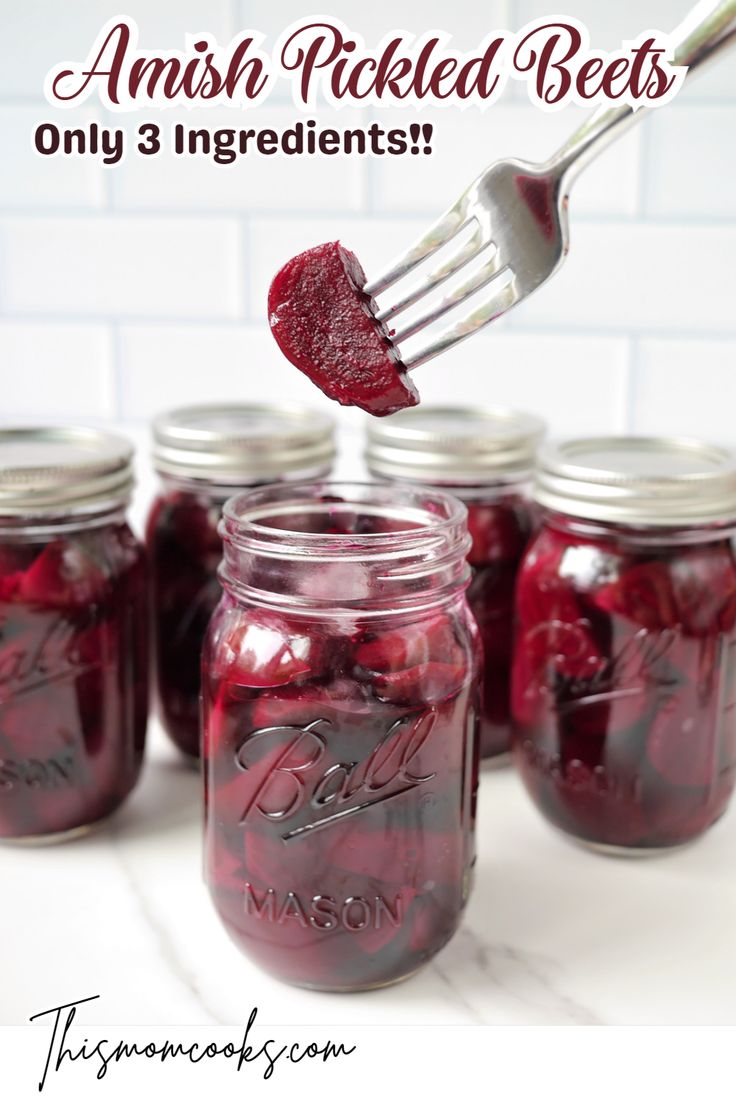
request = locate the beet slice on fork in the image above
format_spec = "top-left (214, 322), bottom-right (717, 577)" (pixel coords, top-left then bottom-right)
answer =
top-left (268, 241), bottom-right (419, 417)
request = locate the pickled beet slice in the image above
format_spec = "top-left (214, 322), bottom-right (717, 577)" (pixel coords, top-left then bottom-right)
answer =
top-left (466, 563), bottom-right (516, 659)
top-left (595, 549), bottom-right (736, 637)
top-left (550, 761), bottom-right (651, 849)
top-left (466, 501), bottom-right (531, 567)
top-left (0, 572), bottom-right (22, 602)
top-left (514, 530), bottom-right (582, 629)
top-left (594, 560), bottom-right (679, 631)
top-left (147, 490), bottom-right (224, 758)
top-left (246, 680), bottom-right (374, 732)
top-left (18, 542), bottom-right (107, 609)
top-left (0, 545), bottom-right (35, 601)
top-left (210, 609), bottom-right (322, 689)
top-left (268, 242), bottom-right (419, 417)
top-left (354, 615), bottom-right (461, 673)
top-left (646, 684), bottom-right (719, 787)
top-left (373, 662), bottom-right (466, 706)
top-left (166, 495), bottom-right (222, 561)
top-left (670, 543), bottom-right (736, 634)
top-left (355, 614), bottom-right (467, 706)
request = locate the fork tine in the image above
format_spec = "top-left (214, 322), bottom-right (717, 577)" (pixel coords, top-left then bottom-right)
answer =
top-left (390, 248), bottom-right (507, 344)
top-left (400, 279), bottom-right (519, 370)
top-left (363, 203), bottom-right (469, 297)
top-left (374, 225), bottom-right (486, 324)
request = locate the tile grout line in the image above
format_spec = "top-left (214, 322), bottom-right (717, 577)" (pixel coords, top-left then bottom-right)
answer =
top-left (361, 104), bottom-right (377, 216)
top-left (635, 116), bottom-right (651, 219)
top-left (110, 321), bottom-right (125, 422)
top-left (2, 312), bottom-right (736, 343)
top-left (623, 336), bottom-right (640, 434)
top-left (239, 217), bottom-right (253, 321)
top-left (229, 0), bottom-right (242, 37)
top-left (0, 205), bottom-right (735, 227)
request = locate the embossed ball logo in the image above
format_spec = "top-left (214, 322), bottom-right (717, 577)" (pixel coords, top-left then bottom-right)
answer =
top-left (234, 710), bottom-right (437, 839)
top-left (522, 621), bottom-right (680, 705)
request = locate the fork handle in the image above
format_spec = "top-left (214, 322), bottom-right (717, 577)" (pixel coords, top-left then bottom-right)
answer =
top-left (549, 0), bottom-right (736, 189)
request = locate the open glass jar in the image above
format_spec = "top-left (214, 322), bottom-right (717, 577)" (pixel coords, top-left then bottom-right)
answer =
top-left (366, 406), bottom-right (544, 762)
top-left (0, 427), bottom-right (149, 842)
top-left (512, 436), bottom-right (736, 853)
top-left (202, 482), bottom-right (480, 990)
top-left (146, 404), bottom-right (335, 759)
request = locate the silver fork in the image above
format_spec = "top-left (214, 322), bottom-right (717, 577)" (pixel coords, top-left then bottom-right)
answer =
top-left (365, 0), bottom-right (736, 370)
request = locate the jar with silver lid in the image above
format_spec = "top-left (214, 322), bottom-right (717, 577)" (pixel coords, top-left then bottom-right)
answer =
top-left (512, 436), bottom-right (736, 853)
top-left (366, 406), bottom-right (545, 762)
top-left (146, 404), bottom-right (336, 759)
top-left (0, 427), bottom-right (149, 842)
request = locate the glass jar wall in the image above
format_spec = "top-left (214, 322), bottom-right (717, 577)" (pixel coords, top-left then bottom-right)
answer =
top-left (511, 436), bottom-right (736, 853)
top-left (202, 482), bottom-right (481, 989)
top-left (146, 404), bottom-right (335, 759)
top-left (0, 427), bottom-right (149, 842)
top-left (366, 406), bottom-right (544, 761)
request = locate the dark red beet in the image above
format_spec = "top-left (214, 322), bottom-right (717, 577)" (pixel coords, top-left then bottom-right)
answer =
top-left (0, 521), bottom-right (149, 840)
top-left (646, 679), bottom-right (719, 788)
top-left (268, 242), bottom-right (419, 417)
top-left (146, 490), bottom-right (224, 758)
top-left (457, 493), bottom-right (535, 759)
top-left (511, 517), bottom-right (736, 850)
top-left (18, 541), bottom-right (108, 609)
top-left (202, 595), bottom-right (478, 990)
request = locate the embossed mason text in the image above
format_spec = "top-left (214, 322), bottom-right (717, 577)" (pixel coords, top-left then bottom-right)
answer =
top-left (245, 885), bottom-right (404, 931)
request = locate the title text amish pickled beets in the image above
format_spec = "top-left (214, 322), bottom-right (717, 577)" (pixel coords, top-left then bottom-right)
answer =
top-left (45, 16), bottom-right (684, 109)
top-left (34, 16), bottom-right (686, 166)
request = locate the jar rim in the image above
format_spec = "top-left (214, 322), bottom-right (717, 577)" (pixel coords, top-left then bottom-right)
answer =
top-left (219, 481), bottom-right (471, 613)
top-left (222, 480), bottom-right (468, 553)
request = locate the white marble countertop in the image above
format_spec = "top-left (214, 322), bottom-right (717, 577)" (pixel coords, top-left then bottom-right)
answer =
top-left (2, 720), bottom-right (735, 1028)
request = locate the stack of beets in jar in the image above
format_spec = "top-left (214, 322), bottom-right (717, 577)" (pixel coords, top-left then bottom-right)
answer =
top-left (201, 483), bottom-right (480, 990)
top-left (146, 404), bottom-right (336, 760)
top-left (366, 406), bottom-right (545, 762)
top-left (0, 427), bottom-right (149, 842)
top-left (511, 437), bottom-right (736, 853)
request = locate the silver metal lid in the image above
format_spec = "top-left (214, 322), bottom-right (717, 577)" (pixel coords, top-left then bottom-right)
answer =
top-left (152, 403), bottom-right (336, 484)
top-left (535, 436), bottom-right (736, 527)
top-left (365, 405), bottom-right (545, 483)
top-left (0, 426), bottom-right (134, 515)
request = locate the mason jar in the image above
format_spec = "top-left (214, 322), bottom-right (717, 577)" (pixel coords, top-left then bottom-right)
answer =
top-left (0, 427), bottom-right (149, 843)
top-left (366, 406), bottom-right (544, 762)
top-left (202, 482), bottom-right (480, 990)
top-left (512, 436), bottom-right (736, 854)
top-left (146, 404), bottom-right (335, 759)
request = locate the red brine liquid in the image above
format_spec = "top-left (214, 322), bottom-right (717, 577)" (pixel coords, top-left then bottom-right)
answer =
top-left (147, 403), bottom-right (336, 759)
top-left (147, 489), bottom-right (223, 758)
top-left (202, 483), bottom-right (479, 989)
top-left (464, 493), bottom-right (535, 760)
top-left (364, 406), bottom-right (545, 763)
top-left (511, 516), bottom-right (736, 850)
top-left (268, 242), bottom-right (418, 417)
top-left (0, 520), bottom-right (149, 840)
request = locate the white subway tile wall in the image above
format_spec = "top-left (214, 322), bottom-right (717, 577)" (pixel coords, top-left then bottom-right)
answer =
top-left (1, 0), bottom-right (734, 470)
